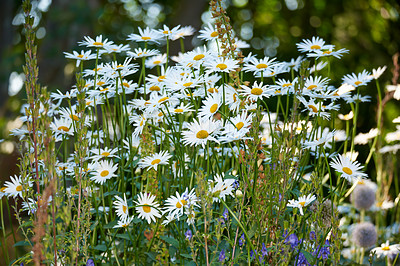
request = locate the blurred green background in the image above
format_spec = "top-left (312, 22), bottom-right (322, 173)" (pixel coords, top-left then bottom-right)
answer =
top-left (0, 0), bottom-right (399, 262)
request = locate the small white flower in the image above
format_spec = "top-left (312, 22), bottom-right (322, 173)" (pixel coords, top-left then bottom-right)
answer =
top-left (287, 194), bottom-right (316, 215)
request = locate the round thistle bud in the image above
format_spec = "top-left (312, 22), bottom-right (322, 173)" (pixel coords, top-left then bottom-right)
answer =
top-left (350, 185), bottom-right (375, 210)
top-left (352, 222), bottom-right (377, 248)
top-left (309, 199), bottom-right (337, 227)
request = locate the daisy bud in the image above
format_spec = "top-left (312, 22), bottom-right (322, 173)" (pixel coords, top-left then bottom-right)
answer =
top-left (352, 222), bottom-right (377, 248)
top-left (350, 185), bottom-right (375, 210)
top-left (235, 189), bottom-right (243, 198)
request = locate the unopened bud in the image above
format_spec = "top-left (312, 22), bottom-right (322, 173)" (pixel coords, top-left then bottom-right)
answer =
top-left (235, 190), bottom-right (243, 198)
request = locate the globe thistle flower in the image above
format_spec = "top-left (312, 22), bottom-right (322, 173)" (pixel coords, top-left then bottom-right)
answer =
top-left (352, 222), bottom-right (377, 248)
top-left (309, 199), bottom-right (337, 227)
top-left (350, 185), bottom-right (376, 210)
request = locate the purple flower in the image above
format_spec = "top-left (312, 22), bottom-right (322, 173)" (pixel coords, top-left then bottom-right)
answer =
top-left (239, 233), bottom-right (245, 247)
top-left (295, 252), bottom-right (309, 266)
top-left (284, 233), bottom-right (300, 248)
top-left (250, 249), bottom-right (257, 260)
top-left (185, 229), bottom-right (192, 241)
top-left (219, 249), bottom-right (225, 262)
top-left (309, 231), bottom-right (316, 241)
top-left (223, 208), bottom-right (229, 221)
top-left (86, 259), bottom-right (95, 266)
top-left (232, 180), bottom-right (239, 189)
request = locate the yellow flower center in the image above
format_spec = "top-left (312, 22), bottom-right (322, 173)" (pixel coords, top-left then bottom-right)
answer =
top-left (323, 51), bottom-right (332, 54)
top-left (299, 201), bottom-right (306, 207)
top-left (16, 185), bottom-right (23, 192)
top-left (123, 82), bottom-right (130, 88)
top-left (158, 112), bottom-right (163, 117)
top-left (211, 31), bottom-right (218, 37)
top-left (97, 81), bottom-right (105, 86)
top-left (158, 97), bottom-right (169, 103)
top-left (310, 45), bottom-right (321, 49)
top-left (158, 75), bottom-right (166, 82)
top-left (122, 223), bottom-right (129, 228)
top-left (193, 54), bottom-right (205, 61)
top-left (77, 54), bottom-right (84, 58)
top-left (208, 87), bottom-right (218, 93)
top-left (100, 87), bottom-right (109, 92)
top-left (175, 199), bottom-right (187, 209)
top-left (149, 85), bottom-right (160, 91)
top-left (382, 246), bottom-right (390, 251)
top-left (342, 167), bottom-right (353, 175)
top-left (196, 130), bottom-right (209, 139)
top-left (153, 60), bottom-right (161, 65)
top-left (151, 159), bottom-right (161, 165)
top-left (183, 82), bottom-right (193, 87)
top-left (163, 30), bottom-right (169, 34)
top-left (101, 152), bottom-right (110, 157)
top-left (141, 36), bottom-right (151, 40)
top-left (307, 85), bottom-right (317, 90)
top-left (100, 170), bottom-right (109, 177)
top-left (282, 83), bottom-right (292, 87)
top-left (256, 63), bottom-right (268, 69)
top-left (143, 205), bottom-right (151, 213)
top-left (175, 108), bottom-right (184, 113)
top-left (275, 90), bottom-right (281, 94)
top-left (58, 126), bottom-right (69, 132)
top-left (236, 122), bottom-right (244, 130)
top-left (216, 63), bottom-right (227, 70)
top-left (0, 187), bottom-right (6, 193)
top-left (251, 88), bottom-right (263, 95)
top-left (70, 114), bottom-right (80, 121)
top-left (210, 103), bottom-right (219, 113)
top-left (123, 205), bottom-right (127, 214)
top-left (308, 105), bottom-right (318, 113)
top-left (233, 93), bottom-right (237, 102)
top-left (93, 42), bottom-right (103, 46)
top-left (354, 81), bottom-right (362, 86)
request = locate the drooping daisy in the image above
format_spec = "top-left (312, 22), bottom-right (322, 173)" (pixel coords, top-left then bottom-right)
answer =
top-left (158, 24), bottom-right (181, 39)
top-left (306, 48), bottom-right (349, 59)
top-left (371, 241), bottom-right (400, 259)
top-left (113, 194), bottom-right (129, 220)
top-left (171, 25), bottom-right (195, 41)
top-left (287, 194), bottom-right (316, 215)
top-left (127, 27), bottom-right (162, 44)
top-left (134, 192), bottom-right (162, 224)
top-left (198, 94), bottom-right (222, 120)
top-left (330, 154), bottom-right (368, 182)
top-left (138, 150), bottom-right (172, 171)
top-left (100, 43), bottom-right (131, 55)
top-left (342, 70), bottom-right (372, 87)
top-left (63, 50), bottom-right (97, 67)
top-left (90, 160), bottom-right (118, 185)
top-left (239, 81), bottom-right (272, 101)
top-left (182, 119), bottom-right (220, 147)
top-left (4, 175), bottom-right (32, 199)
top-left (369, 66), bottom-right (387, 80)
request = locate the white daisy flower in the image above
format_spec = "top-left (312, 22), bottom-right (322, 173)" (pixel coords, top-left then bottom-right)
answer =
top-left (90, 161), bottom-right (118, 185)
top-left (209, 174), bottom-right (236, 203)
top-left (113, 216), bottom-right (135, 229)
top-left (79, 35), bottom-right (114, 48)
top-left (287, 194), bottom-right (316, 215)
top-left (204, 57), bottom-right (239, 73)
top-left (113, 194), bottom-right (129, 220)
top-left (242, 56), bottom-right (277, 74)
top-left (138, 150), bottom-right (172, 171)
top-left (145, 54), bottom-right (167, 69)
top-left (4, 175), bottom-right (32, 199)
top-left (198, 94), bottom-right (222, 120)
top-left (127, 27), bottom-right (162, 44)
top-left (296, 36), bottom-right (333, 53)
top-left (371, 241), bottom-right (400, 259)
top-left (330, 154), bottom-right (368, 182)
top-left (90, 147), bottom-right (119, 161)
top-left (182, 119), bottom-right (220, 148)
top-left (134, 192), bottom-right (161, 224)
top-left (369, 66), bottom-right (387, 80)
top-left (342, 70), bottom-right (372, 87)
top-left (127, 48), bottom-right (160, 59)
top-left (239, 81), bottom-right (272, 101)
top-left (171, 25), bottom-right (195, 41)
top-left (50, 117), bottom-right (74, 141)
top-left (198, 23), bottom-right (219, 41)
top-left (63, 50), bottom-right (97, 67)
